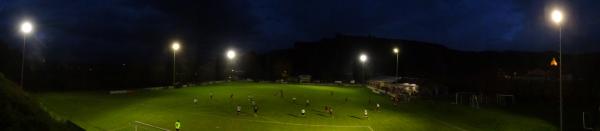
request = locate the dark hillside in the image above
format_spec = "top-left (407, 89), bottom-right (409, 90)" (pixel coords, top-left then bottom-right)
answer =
top-left (0, 73), bottom-right (81, 131)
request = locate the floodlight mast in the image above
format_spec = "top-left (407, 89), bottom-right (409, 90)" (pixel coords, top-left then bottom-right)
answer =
top-left (171, 42), bottom-right (180, 86)
top-left (226, 49), bottom-right (236, 80)
top-left (19, 21), bottom-right (34, 89)
top-left (393, 48), bottom-right (399, 81)
top-left (359, 54), bottom-right (367, 83)
top-left (550, 8), bottom-right (564, 131)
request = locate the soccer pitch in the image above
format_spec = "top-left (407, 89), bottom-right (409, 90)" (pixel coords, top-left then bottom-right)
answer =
top-left (36, 82), bottom-right (556, 131)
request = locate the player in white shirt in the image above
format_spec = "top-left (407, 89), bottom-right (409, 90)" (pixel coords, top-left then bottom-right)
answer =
top-left (305, 99), bottom-right (310, 107)
top-left (236, 105), bottom-right (241, 116)
top-left (301, 109), bottom-right (306, 117)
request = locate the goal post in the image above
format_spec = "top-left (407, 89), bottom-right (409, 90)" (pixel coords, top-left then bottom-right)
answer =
top-left (495, 94), bottom-right (515, 106)
top-left (131, 121), bottom-right (171, 131)
top-left (454, 92), bottom-right (475, 105)
top-left (582, 112), bottom-right (594, 130)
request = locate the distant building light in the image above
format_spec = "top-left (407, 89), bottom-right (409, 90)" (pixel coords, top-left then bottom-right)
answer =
top-left (550, 57), bottom-right (558, 67)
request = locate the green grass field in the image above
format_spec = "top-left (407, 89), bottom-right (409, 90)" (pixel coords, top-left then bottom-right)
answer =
top-left (35, 82), bottom-right (556, 131)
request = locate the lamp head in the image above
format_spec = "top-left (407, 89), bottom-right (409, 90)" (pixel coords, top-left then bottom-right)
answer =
top-left (226, 50), bottom-right (236, 59)
top-left (359, 54), bottom-right (367, 63)
top-left (20, 21), bottom-right (33, 34)
top-left (171, 42), bottom-right (180, 51)
top-left (551, 9), bottom-right (563, 24)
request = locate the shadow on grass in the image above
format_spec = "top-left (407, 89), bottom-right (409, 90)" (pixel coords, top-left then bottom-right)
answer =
top-left (316, 113), bottom-right (328, 117)
top-left (310, 109), bottom-right (326, 113)
top-left (287, 113), bottom-right (299, 118)
top-left (349, 115), bottom-right (363, 120)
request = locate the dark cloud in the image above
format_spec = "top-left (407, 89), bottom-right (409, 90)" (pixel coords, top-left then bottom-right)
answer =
top-left (249, 0), bottom-right (528, 51)
top-left (248, 0), bottom-right (600, 52)
top-left (0, 0), bottom-right (599, 63)
top-left (0, 0), bottom-right (260, 62)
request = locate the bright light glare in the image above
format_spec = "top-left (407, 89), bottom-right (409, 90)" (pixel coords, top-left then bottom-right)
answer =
top-left (227, 50), bottom-right (236, 59)
top-left (171, 42), bottom-right (180, 51)
top-left (393, 48), bottom-right (399, 53)
top-left (359, 54), bottom-right (367, 63)
top-left (551, 9), bottom-right (563, 24)
top-left (21, 21), bottom-right (33, 34)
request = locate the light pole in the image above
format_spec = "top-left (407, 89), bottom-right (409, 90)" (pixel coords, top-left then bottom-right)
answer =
top-left (171, 42), bottom-right (180, 86)
top-left (19, 21), bottom-right (33, 88)
top-left (550, 8), bottom-right (564, 131)
top-left (393, 48), bottom-right (399, 81)
top-left (359, 54), bottom-right (367, 83)
top-left (226, 49), bottom-right (236, 80)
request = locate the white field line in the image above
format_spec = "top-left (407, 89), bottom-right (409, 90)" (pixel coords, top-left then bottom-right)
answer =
top-left (107, 112), bottom-right (373, 131)
top-left (232, 118), bottom-right (374, 131)
top-left (133, 103), bottom-right (374, 131)
top-left (183, 109), bottom-right (375, 131)
top-left (430, 118), bottom-right (468, 131)
top-left (105, 100), bottom-right (373, 131)
top-left (133, 121), bottom-right (171, 131)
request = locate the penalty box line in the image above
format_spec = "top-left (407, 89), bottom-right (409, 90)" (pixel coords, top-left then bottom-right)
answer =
top-left (231, 118), bottom-right (374, 131)
top-left (126, 104), bottom-right (374, 131)
top-left (186, 109), bottom-right (375, 131)
top-left (123, 119), bottom-right (373, 131)
top-left (131, 121), bottom-right (171, 131)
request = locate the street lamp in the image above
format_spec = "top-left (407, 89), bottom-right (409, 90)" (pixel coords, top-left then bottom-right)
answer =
top-left (226, 49), bottom-right (236, 80)
top-left (393, 48), bottom-right (399, 81)
top-left (359, 54), bottom-right (367, 83)
top-left (171, 42), bottom-right (180, 86)
top-left (550, 8), bottom-right (564, 131)
top-left (19, 21), bottom-right (33, 88)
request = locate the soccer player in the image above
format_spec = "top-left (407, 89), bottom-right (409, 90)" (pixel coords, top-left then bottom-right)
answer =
top-left (305, 99), bottom-right (310, 107)
top-left (376, 103), bottom-right (381, 112)
top-left (301, 109), bottom-right (306, 117)
top-left (193, 97), bottom-right (198, 104)
top-left (236, 105), bottom-right (241, 116)
top-left (209, 92), bottom-right (213, 100)
top-left (253, 105), bottom-right (259, 116)
top-left (175, 120), bottom-right (181, 131)
top-left (251, 100), bottom-right (256, 106)
top-left (364, 109), bottom-right (368, 119)
top-left (329, 107), bottom-right (334, 117)
top-left (230, 93), bottom-right (234, 99)
top-left (292, 97), bottom-right (297, 103)
top-left (344, 97), bottom-right (349, 103)
top-left (280, 89), bottom-right (284, 98)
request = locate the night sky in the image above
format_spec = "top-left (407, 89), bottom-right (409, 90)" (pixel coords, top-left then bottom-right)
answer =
top-left (1, 0), bottom-right (599, 63)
